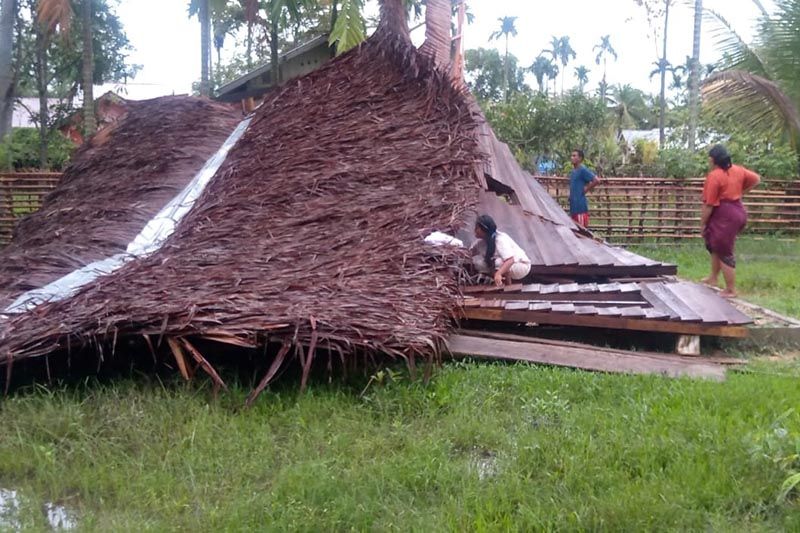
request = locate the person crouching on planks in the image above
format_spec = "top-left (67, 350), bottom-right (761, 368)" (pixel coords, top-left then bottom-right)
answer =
top-left (470, 214), bottom-right (532, 287)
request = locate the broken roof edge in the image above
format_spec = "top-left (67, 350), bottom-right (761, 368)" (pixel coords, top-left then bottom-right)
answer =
top-left (216, 34), bottom-right (332, 98)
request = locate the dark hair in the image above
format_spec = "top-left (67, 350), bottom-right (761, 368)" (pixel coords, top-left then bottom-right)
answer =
top-left (475, 214), bottom-right (497, 269)
top-left (709, 144), bottom-right (732, 171)
top-left (572, 149), bottom-right (585, 161)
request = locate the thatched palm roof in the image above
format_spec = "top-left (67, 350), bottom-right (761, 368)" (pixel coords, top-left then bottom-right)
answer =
top-left (0, 5), bottom-right (484, 390)
top-left (0, 97), bottom-right (241, 307)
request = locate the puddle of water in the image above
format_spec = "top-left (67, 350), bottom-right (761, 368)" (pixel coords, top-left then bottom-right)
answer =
top-left (0, 489), bottom-right (22, 531)
top-left (0, 488), bottom-right (77, 531)
top-left (472, 450), bottom-right (499, 481)
top-left (45, 502), bottom-right (77, 530)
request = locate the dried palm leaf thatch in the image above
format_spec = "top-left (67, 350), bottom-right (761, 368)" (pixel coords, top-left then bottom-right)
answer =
top-left (0, 97), bottom-right (242, 308)
top-left (0, 21), bottom-right (484, 386)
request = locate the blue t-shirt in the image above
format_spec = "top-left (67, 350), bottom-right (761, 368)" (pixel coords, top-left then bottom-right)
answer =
top-left (568, 165), bottom-right (596, 215)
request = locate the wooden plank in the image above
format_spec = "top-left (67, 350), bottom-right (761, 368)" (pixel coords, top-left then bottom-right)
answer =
top-left (619, 306), bottom-right (647, 318)
top-left (445, 334), bottom-right (727, 380)
top-left (462, 307), bottom-right (749, 337)
top-left (664, 282), bottom-right (728, 325)
top-left (539, 283), bottom-right (560, 294)
top-left (458, 329), bottom-right (747, 365)
top-left (520, 283), bottom-right (542, 293)
top-left (644, 282), bottom-right (703, 322)
top-left (558, 283), bottom-right (581, 293)
top-left (689, 285), bottom-right (754, 325)
top-left (639, 283), bottom-right (680, 320)
top-left (643, 308), bottom-right (670, 320)
top-left (531, 264), bottom-right (680, 277)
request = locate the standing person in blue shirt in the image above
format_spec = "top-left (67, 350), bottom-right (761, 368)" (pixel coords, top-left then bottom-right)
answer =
top-left (568, 149), bottom-right (601, 228)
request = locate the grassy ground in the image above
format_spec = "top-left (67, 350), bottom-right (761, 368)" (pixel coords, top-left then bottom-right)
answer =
top-left (631, 236), bottom-right (800, 318)
top-left (0, 362), bottom-right (800, 531)
top-left (0, 236), bottom-right (798, 531)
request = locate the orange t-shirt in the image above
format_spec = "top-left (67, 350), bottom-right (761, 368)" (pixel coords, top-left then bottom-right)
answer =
top-left (702, 165), bottom-right (760, 206)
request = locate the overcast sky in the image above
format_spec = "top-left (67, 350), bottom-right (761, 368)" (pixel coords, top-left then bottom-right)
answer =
top-left (100, 0), bottom-right (772, 100)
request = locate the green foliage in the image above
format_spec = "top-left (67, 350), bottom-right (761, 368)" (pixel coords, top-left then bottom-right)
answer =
top-left (0, 128), bottom-right (74, 171)
top-left (656, 146), bottom-right (707, 178)
top-left (14, 0), bottom-right (139, 100)
top-left (329, 0), bottom-right (366, 54)
top-left (1, 347), bottom-right (800, 529)
top-left (465, 48), bottom-right (528, 102)
top-left (633, 139), bottom-right (659, 165)
top-left (484, 90), bottom-right (611, 171)
top-left (703, 0), bottom-right (800, 151)
top-left (725, 136), bottom-right (798, 180)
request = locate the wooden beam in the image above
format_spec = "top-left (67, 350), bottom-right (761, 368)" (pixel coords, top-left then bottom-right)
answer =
top-left (528, 265), bottom-right (678, 277)
top-left (457, 329), bottom-right (746, 365)
top-left (445, 334), bottom-right (726, 380)
top-left (462, 307), bottom-right (750, 338)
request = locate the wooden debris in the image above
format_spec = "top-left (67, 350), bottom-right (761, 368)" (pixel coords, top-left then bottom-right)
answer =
top-left (446, 334), bottom-right (728, 380)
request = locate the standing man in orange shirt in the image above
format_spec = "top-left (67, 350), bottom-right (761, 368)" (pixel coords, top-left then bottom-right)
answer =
top-left (700, 145), bottom-right (761, 298)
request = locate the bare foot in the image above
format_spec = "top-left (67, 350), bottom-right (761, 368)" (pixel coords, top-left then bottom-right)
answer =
top-left (701, 277), bottom-right (718, 287)
top-left (720, 290), bottom-right (738, 299)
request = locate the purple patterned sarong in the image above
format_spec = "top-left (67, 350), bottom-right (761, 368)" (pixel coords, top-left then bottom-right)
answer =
top-left (703, 199), bottom-right (747, 267)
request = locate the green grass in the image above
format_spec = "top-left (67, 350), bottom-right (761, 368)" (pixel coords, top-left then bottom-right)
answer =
top-left (631, 236), bottom-right (800, 318)
top-left (0, 237), bottom-right (797, 530)
top-left (1, 363), bottom-right (800, 531)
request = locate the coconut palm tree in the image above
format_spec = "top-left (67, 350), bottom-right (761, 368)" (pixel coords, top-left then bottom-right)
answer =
top-left (38, 0), bottom-right (96, 133)
top-left (0, 0), bottom-right (17, 141)
top-left (687, 0), bottom-right (703, 150)
top-left (703, 0), bottom-right (800, 167)
top-left (544, 35), bottom-right (576, 94)
top-left (574, 65), bottom-right (590, 92)
top-left (530, 55), bottom-right (552, 94)
top-left (556, 36), bottom-right (576, 94)
top-left (657, 0), bottom-right (672, 146)
top-left (547, 62), bottom-right (559, 97)
top-left (593, 34), bottom-right (617, 102)
top-left (489, 15), bottom-right (518, 101)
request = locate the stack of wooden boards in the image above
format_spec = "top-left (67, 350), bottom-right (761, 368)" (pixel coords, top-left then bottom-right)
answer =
top-left (463, 281), bottom-right (753, 338)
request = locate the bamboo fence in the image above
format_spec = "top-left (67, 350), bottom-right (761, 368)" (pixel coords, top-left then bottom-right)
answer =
top-left (0, 172), bottom-right (62, 246)
top-left (537, 176), bottom-right (800, 243)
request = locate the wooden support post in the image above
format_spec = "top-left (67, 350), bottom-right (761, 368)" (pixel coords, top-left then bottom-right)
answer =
top-left (676, 335), bottom-right (701, 356)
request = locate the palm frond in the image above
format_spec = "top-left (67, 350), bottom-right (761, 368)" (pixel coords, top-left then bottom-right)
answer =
top-left (703, 8), bottom-right (770, 78)
top-left (702, 70), bottom-right (800, 147)
top-left (37, 0), bottom-right (72, 34)
top-left (329, 0), bottom-right (366, 54)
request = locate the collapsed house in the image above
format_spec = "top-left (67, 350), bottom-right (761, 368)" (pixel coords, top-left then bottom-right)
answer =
top-left (0, 0), bottom-right (751, 393)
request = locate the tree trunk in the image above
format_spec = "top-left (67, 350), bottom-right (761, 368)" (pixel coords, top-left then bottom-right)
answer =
top-left (270, 16), bottom-right (280, 87)
top-left (81, 0), bottom-right (95, 136)
top-left (658, 0), bottom-right (670, 147)
top-left (35, 26), bottom-right (49, 170)
top-left (377, 0), bottom-right (409, 40)
top-left (199, 0), bottom-right (210, 97)
top-left (503, 35), bottom-right (509, 102)
top-left (600, 56), bottom-right (607, 102)
top-left (687, 0), bottom-right (702, 151)
top-left (419, 0), bottom-right (451, 69)
top-left (0, 0), bottom-right (17, 141)
top-left (246, 21), bottom-right (253, 69)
